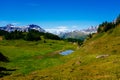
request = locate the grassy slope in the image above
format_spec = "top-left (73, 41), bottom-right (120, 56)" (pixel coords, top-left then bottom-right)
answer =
top-left (0, 39), bottom-right (77, 78)
top-left (1, 25), bottom-right (120, 80)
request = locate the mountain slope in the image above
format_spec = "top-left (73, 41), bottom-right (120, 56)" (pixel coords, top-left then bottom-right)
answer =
top-left (1, 25), bottom-right (120, 80)
top-left (0, 24), bottom-right (45, 32)
top-left (10, 25), bottom-right (120, 80)
top-left (59, 30), bottom-right (88, 40)
top-left (59, 26), bottom-right (97, 40)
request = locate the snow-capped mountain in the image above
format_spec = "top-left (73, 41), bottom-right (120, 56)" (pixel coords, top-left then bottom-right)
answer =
top-left (27, 24), bottom-right (45, 32)
top-left (59, 30), bottom-right (88, 40)
top-left (58, 26), bottom-right (98, 40)
top-left (0, 24), bottom-right (45, 32)
top-left (82, 26), bottom-right (98, 34)
top-left (0, 24), bottom-right (97, 40)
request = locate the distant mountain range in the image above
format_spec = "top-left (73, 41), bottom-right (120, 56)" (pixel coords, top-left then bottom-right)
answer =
top-left (58, 26), bottom-right (97, 40)
top-left (0, 24), bottom-right (45, 32)
top-left (0, 24), bottom-right (97, 40)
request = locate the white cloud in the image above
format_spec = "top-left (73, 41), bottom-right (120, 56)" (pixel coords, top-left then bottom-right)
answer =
top-left (45, 26), bottom-right (79, 34)
top-left (45, 26), bottom-right (69, 34)
top-left (72, 26), bottom-right (78, 29)
top-left (56, 26), bottom-right (69, 31)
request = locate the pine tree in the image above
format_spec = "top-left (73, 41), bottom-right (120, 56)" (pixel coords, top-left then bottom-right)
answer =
top-left (116, 14), bottom-right (120, 25)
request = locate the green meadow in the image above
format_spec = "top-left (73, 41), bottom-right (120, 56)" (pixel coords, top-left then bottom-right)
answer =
top-left (0, 39), bottom-right (77, 76)
top-left (1, 24), bottom-right (120, 80)
top-left (0, 25), bottom-right (120, 80)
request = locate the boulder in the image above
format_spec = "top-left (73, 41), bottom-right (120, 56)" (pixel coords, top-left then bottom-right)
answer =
top-left (96, 54), bottom-right (109, 58)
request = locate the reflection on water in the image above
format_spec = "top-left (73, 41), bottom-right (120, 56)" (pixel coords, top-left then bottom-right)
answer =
top-left (60, 50), bottom-right (74, 55)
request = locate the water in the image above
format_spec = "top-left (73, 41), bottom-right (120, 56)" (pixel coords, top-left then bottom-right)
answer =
top-left (60, 50), bottom-right (74, 55)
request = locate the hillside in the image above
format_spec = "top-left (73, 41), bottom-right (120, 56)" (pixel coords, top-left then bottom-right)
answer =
top-left (1, 24), bottom-right (119, 80)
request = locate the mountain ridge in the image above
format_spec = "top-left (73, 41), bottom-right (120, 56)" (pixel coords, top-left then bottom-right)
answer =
top-left (0, 24), bottom-right (45, 32)
top-left (58, 26), bottom-right (97, 40)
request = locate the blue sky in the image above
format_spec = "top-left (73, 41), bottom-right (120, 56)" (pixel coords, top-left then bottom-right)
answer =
top-left (0, 0), bottom-right (120, 32)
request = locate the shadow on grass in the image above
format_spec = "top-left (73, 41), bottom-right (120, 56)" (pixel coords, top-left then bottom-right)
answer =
top-left (0, 67), bottom-right (17, 78)
top-left (0, 52), bottom-right (17, 78)
top-left (0, 52), bottom-right (9, 62)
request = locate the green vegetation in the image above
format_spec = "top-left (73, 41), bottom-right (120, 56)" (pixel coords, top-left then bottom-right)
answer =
top-left (97, 21), bottom-right (115, 33)
top-left (0, 39), bottom-right (77, 78)
top-left (116, 14), bottom-right (120, 25)
top-left (0, 29), bottom-right (60, 41)
top-left (0, 52), bottom-right (11, 78)
top-left (0, 15), bottom-right (120, 80)
top-left (64, 38), bottom-right (83, 47)
top-left (9, 22), bottom-right (119, 80)
top-left (97, 14), bottom-right (120, 33)
top-left (24, 30), bottom-right (41, 41)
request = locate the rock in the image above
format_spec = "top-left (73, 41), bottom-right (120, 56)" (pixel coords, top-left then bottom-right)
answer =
top-left (75, 61), bottom-right (81, 65)
top-left (96, 54), bottom-right (109, 58)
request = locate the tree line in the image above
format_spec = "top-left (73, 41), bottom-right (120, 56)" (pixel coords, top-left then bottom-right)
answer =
top-left (97, 14), bottom-right (120, 33)
top-left (0, 29), bottom-right (61, 41)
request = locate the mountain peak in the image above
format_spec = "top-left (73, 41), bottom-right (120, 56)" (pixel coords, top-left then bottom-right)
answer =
top-left (6, 24), bottom-right (15, 28)
top-left (0, 24), bottom-right (45, 32)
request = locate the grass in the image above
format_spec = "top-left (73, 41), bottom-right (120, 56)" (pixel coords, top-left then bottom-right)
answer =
top-left (0, 39), bottom-right (77, 76)
top-left (0, 25), bottom-right (120, 80)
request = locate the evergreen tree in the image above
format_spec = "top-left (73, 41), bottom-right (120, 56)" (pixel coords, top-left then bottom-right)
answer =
top-left (24, 29), bottom-right (41, 41)
top-left (44, 32), bottom-right (60, 40)
top-left (97, 21), bottom-right (115, 33)
top-left (116, 14), bottom-right (120, 25)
